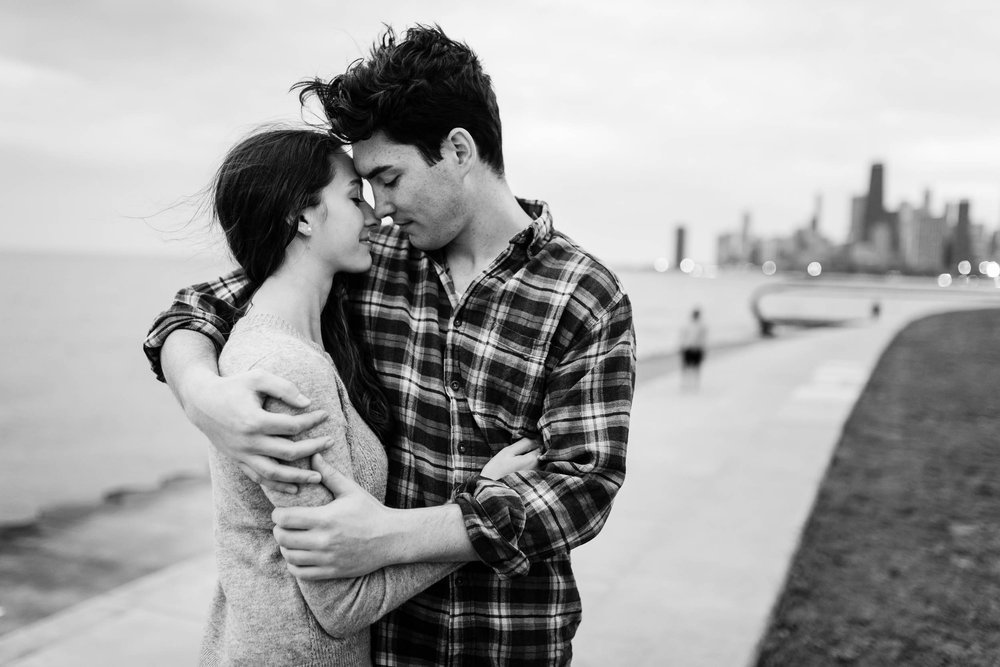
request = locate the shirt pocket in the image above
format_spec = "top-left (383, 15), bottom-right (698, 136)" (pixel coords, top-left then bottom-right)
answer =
top-left (468, 320), bottom-right (547, 440)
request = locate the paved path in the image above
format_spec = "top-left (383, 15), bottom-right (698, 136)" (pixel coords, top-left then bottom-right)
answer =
top-left (0, 301), bottom-right (977, 666)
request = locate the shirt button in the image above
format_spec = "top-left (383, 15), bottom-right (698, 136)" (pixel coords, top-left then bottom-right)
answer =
top-left (453, 317), bottom-right (463, 329)
top-left (458, 444), bottom-right (467, 454)
top-left (450, 379), bottom-right (462, 392)
top-left (455, 577), bottom-right (465, 586)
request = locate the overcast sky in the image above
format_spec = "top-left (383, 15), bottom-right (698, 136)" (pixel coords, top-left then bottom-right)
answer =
top-left (2, 0), bottom-right (998, 265)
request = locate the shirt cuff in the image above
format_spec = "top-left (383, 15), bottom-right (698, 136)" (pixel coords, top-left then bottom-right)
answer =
top-left (453, 475), bottom-right (531, 579)
top-left (143, 309), bottom-right (230, 382)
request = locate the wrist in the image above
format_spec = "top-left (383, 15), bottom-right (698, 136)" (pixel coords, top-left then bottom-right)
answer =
top-left (181, 366), bottom-right (221, 423)
top-left (381, 504), bottom-right (474, 565)
top-left (377, 506), bottom-right (419, 565)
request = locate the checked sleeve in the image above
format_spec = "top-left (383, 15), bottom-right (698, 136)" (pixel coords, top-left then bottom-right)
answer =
top-left (453, 292), bottom-right (636, 578)
top-left (142, 269), bottom-right (253, 382)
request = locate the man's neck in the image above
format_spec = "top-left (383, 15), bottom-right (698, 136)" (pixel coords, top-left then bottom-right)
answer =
top-left (444, 185), bottom-right (533, 296)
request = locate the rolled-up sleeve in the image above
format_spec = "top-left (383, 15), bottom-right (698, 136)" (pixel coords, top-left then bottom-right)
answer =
top-left (142, 269), bottom-right (253, 382)
top-left (453, 293), bottom-right (636, 578)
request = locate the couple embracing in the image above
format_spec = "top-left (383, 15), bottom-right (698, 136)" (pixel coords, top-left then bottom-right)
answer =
top-left (144, 24), bottom-right (635, 667)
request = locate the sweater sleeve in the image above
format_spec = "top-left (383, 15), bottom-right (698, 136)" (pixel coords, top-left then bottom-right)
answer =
top-left (246, 343), bottom-right (459, 639)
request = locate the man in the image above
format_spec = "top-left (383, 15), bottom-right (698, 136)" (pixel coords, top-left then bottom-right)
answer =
top-left (145, 24), bottom-right (635, 665)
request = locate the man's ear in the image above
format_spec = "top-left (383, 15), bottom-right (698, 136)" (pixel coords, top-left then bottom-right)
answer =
top-left (444, 128), bottom-right (477, 172)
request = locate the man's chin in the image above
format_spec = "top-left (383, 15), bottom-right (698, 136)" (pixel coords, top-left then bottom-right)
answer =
top-left (404, 234), bottom-right (445, 252)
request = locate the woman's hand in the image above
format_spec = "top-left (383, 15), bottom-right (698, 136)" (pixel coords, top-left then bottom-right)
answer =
top-left (481, 436), bottom-right (542, 480)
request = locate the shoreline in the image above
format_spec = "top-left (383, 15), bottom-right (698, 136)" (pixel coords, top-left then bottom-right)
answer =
top-left (0, 333), bottom-right (769, 637)
top-left (1, 326), bottom-right (770, 534)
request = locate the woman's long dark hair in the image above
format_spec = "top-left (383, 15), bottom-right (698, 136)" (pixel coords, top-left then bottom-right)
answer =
top-left (213, 128), bottom-right (392, 441)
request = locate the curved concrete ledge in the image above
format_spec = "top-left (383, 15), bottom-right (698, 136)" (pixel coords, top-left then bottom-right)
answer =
top-left (750, 277), bottom-right (1000, 337)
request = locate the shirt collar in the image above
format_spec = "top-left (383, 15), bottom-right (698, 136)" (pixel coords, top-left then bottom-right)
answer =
top-left (509, 198), bottom-right (553, 259)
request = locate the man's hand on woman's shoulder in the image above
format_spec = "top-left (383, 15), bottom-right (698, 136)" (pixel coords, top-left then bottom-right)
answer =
top-left (187, 368), bottom-right (332, 493)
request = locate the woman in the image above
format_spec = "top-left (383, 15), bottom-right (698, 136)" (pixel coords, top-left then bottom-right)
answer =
top-left (201, 128), bottom-right (538, 666)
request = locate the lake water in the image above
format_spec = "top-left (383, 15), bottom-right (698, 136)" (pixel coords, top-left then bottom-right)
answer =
top-left (1, 251), bottom-right (996, 525)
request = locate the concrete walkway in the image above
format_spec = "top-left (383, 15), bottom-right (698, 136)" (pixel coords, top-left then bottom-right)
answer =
top-left (0, 302), bottom-right (966, 666)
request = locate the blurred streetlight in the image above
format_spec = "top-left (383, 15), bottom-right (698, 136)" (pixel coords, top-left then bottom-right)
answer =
top-left (937, 273), bottom-right (953, 287)
top-left (806, 261), bottom-right (822, 277)
top-left (761, 260), bottom-right (777, 276)
top-left (957, 260), bottom-right (972, 275)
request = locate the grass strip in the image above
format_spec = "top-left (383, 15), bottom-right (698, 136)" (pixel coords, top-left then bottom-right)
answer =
top-left (756, 309), bottom-right (1000, 666)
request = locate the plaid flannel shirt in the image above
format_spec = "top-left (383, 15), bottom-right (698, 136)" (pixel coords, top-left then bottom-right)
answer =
top-left (144, 199), bottom-right (635, 666)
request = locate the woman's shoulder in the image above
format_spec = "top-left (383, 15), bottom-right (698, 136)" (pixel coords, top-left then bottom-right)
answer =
top-left (220, 313), bottom-right (333, 381)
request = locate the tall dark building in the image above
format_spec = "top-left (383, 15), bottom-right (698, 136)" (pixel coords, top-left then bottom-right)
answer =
top-left (674, 225), bottom-right (687, 269)
top-left (952, 200), bottom-right (973, 266)
top-left (861, 162), bottom-right (899, 252)
top-left (861, 163), bottom-right (885, 242)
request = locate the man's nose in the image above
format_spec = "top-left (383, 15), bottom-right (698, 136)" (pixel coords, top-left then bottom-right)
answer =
top-left (373, 195), bottom-right (394, 220)
top-left (362, 202), bottom-right (380, 227)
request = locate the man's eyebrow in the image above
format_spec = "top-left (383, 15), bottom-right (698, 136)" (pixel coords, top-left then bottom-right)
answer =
top-left (360, 165), bottom-right (392, 180)
top-left (348, 177), bottom-right (362, 188)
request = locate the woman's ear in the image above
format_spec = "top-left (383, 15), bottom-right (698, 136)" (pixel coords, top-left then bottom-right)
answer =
top-left (296, 215), bottom-right (313, 236)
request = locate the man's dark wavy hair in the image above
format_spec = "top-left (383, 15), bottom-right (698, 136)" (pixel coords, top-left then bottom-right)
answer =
top-left (295, 24), bottom-right (505, 176)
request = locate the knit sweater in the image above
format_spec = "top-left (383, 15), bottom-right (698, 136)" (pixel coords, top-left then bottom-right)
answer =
top-left (201, 312), bottom-right (458, 666)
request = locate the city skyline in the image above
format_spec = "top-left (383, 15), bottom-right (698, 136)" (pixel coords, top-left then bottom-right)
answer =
top-left (714, 159), bottom-right (999, 275)
top-left (2, 1), bottom-right (999, 265)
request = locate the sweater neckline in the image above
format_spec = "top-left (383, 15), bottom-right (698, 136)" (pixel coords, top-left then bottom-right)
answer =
top-left (238, 311), bottom-right (332, 364)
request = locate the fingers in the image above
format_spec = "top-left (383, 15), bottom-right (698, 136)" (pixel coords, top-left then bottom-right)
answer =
top-left (505, 450), bottom-right (541, 474)
top-left (272, 505), bottom-right (326, 531)
top-left (280, 546), bottom-right (331, 567)
top-left (273, 524), bottom-right (326, 550)
top-left (506, 436), bottom-right (543, 455)
top-left (259, 479), bottom-right (298, 494)
top-left (252, 470), bottom-right (299, 495)
top-left (243, 455), bottom-right (322, 485)
top-left (518, 450), bottom-right (542, 471)
top-left (255, 410), bottom-right (329, 438)
top-left (249, 369), bottom-right (312, 408)
top-left (310, 454), bottom-right (361, 496)
top-left (310, 452), bottom-right (337, 477)
top-left (262, 434), bottom-right (334, 462)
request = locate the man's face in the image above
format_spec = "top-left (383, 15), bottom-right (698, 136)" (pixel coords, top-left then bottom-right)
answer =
top-left (352, 132), bottom-right (467, 251)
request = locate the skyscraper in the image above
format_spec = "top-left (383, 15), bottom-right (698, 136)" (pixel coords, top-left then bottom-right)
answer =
top-left (674, 225), bottom-right (687, 269)
top-left (862, 163), bottom-right (885, 243)
top-left (860, 162), bottom-right (900, 255)
top-left (899, 193), bottom-right (947, 273)
top-left (952, 200), bottom-right (974, 267)
top-left (849, 195), bottom-right (867, 243)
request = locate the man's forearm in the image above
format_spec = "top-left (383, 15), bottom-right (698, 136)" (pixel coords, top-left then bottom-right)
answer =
top-left (160, 329), bottom-right (221, 413)
top-left (384, 503), bottom-right (478, 565)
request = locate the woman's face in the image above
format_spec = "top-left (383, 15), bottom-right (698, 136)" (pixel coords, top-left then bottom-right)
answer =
top-left (302, 152), bottom-right (380, 274)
